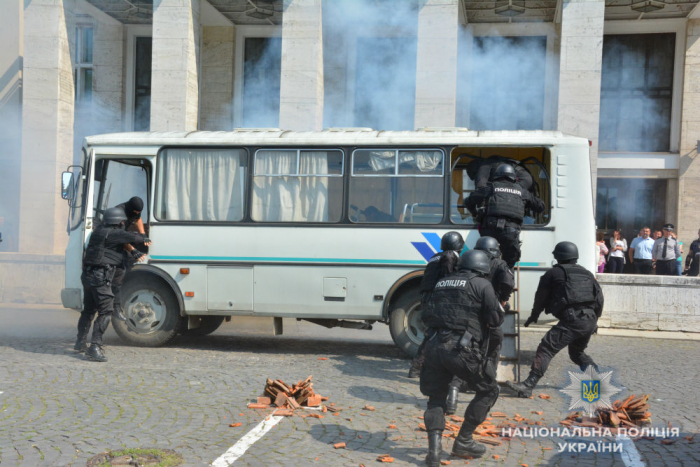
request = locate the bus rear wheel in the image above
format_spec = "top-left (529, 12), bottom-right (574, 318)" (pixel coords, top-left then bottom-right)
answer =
top-left (388, 288), bottom-right (426, 358)
top-left (184, 316), bottom-right (225, 337)
top-left (112, 275), bottom-right (185, 347)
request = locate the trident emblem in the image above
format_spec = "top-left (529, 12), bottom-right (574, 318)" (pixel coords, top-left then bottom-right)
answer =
top-left (582, 380), bottom-right (600, 403)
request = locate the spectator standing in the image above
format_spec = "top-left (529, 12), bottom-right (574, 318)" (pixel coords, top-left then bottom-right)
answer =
top-left (652, 224), bottom-right (681, 276)
top-left (595, 232), bottom-right (608, 273)
top-left (685, 229), bottom-right (700, 274)
top-left (608, 230), bottom-right (627, 274)
top-left (653, 230), bottom-right (663, 240)
top-left (629, 227), bottom-right (654, 274)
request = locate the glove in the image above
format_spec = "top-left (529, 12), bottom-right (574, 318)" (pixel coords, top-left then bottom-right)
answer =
top-left (143, 237), bottom-right (152, 244)
top-left (131, 249), bottom-right (146, 262)
top-left (524, 315), bottom-right (538, 327)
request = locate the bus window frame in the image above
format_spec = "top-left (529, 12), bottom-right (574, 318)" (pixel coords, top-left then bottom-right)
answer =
top-left (93, 156), bottom-right (153, 225)
top-left (253, 148), bottom-right (345, 177)
top-left (153, 146), bottom-right (250, 224)
top-left (350, 148), bottom-right (445, 178)
top-left (448, 147), bottom-right (553, 229)
top-left (69, 148), bottom-right (90, 232)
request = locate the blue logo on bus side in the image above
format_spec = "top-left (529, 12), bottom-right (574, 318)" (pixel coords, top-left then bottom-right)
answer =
top-left (411, 233), bottom-right (469, 262)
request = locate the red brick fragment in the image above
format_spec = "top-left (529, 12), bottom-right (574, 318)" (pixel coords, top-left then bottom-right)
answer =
top-left (247, 403), bottom-right (269, 409)
top-left (308, 413), bottom-right (323, 419)
top-left (333, 442), bottom-right (346, 449)
top-left (363, 405), bottom-right (376, 411)
top-left (318, 357), bottom-right (328, 360)
top-left (257, 397), bottom-right (271, 405)
top-left (538, 394), bottom-right (551, 400)
top-left (229, 422), bottom-right (242, 427)
top-left (307, 395), bottom-right (322, 407)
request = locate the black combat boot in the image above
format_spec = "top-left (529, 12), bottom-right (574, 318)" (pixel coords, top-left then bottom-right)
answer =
top-left (451, 431), bottom-right (486, 459)
top-left (425, 430), bottom-right (443, 467)
top-left (73, 339), bottom-right (88, 353)
top-left (505, 373), bottom-right (540, 398)
top-left (85, 344), bottom-right (108, 362)
top-left (445, 385), bottom-right (459, 415)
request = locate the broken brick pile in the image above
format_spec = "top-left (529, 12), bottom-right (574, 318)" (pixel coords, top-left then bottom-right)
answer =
top-left (246, 375), bottom-right (338, 417)
top-left (560, 394), bottom-right (652, 429)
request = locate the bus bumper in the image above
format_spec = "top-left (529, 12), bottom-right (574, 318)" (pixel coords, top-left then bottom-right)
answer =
top-left (61, 288), bottom-right (83, 310)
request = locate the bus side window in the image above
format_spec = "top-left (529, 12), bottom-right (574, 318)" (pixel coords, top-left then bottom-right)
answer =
top-left (349, 149), bottom-right (444, 224)
top-left (95, 159), bottom-right (150, 225)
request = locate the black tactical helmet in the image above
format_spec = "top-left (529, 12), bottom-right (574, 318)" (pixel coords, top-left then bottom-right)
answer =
top-left (475, 236), bottom-right (500, 258)
top-left (494, 163), bottom-right (516, 182)
top-left (459, 249), bottom-right (491, 275)
top-left (103, 207), bottom-right (127, 226)
top-left (552, 241), bottom-right (579, 261)
top-left (441, 231), bottom-right (465, 252)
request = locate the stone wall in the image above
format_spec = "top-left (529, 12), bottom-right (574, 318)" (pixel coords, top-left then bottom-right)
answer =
top-left (597, 274), bottom-right (700, 333)
top-left (0, 253), bottom-right (64, 304)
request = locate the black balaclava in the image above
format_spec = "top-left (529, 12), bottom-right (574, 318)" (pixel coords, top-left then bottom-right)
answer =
top-left (125, 196), bottom-right (144, 217)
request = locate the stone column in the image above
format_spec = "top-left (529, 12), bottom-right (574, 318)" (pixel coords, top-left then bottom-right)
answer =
top-left (200, 26), bottom-right (235, 131)
top-left (279, 0), bottom-right (323, 131)
top-left (150, 0), bottom-right (200, 131)
top-left (19, 0), bottom-right (75, 255)
top-left (556, 0), bottom-right (605, 196)
top-left (414, 0), bottom-right (459, 129)
top-left (678, 20), bottom-right (700, 246)
top-left (92, 18), bottom-right (124, 134)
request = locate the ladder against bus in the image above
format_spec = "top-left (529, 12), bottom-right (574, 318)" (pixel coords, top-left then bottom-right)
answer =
top-left (497, 263), bottom-right (521, 384)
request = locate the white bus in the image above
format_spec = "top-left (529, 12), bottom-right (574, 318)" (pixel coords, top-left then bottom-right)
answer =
top-left (60, 128), bottom-right (595, 358)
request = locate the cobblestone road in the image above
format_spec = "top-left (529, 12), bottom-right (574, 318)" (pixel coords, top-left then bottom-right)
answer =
top-left (0, 306), bottom-right (698, 467)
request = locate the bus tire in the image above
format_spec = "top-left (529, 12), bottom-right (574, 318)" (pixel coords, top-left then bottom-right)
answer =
top-left (388, 288), bottom-right (425, 359)
top-left (185, 316), bottom-right (225, 337)
top-left (112, 275), bottom-right (185, 347)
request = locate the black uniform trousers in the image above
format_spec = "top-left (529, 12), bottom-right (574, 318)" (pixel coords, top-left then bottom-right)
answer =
top-left (450, 327), bottom-right (503, 392)
top-left (112, 266), bottom-right (126, 313)
top-left (655, 259), bottom-right (676, 276)
top-left (531, 309), bottom-right (597, 379)
top-left (420, 330), bottom-right (499, 436)
top-left (77, 266), bottom-right (116, 346)
top-left (480, 225), bottom-right (521, 269)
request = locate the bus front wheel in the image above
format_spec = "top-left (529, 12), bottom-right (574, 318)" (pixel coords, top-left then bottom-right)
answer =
top-left (112, 275), bottom-right (185, 347)
top-left (388, 288), bottom-right (426, 358)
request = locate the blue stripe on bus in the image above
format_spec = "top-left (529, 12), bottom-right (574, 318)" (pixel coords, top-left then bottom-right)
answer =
top-left (410, 242), bottom-right (435, 262)
top-left (150, 255), bottom-right (426, 265)
top-left (422, 232), bottom-right (443, 253)
top-left (516, 262), bottom-right (541, 267)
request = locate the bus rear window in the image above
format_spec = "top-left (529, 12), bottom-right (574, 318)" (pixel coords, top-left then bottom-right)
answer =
top-left (156, 148), bottom-right (247, 222)
top-left (349, 149), bottom-right (444, 224)
top-left (251, 149), bottom-right (344, 223)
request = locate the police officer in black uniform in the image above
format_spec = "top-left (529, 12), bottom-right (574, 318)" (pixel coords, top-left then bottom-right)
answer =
top-left (465, 164), bottom-right (545, 269)
top-left (420, 250), bottom-right (503, 465)
top-left (112, 197), bottom-right (147, 321)
top-left (75, 207), bottom-right (151, 362)
top-left (408, 231), bottom-right (464, 378)
top-left (445, 236), bottom-right (515, 415)
top-left (506, 241), bottom-right (604, 398)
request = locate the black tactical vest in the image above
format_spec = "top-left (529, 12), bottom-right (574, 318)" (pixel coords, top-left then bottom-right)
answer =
top-left (83, 227), bottom-right (123, 267)
top-left (550, 263), bottom-right (597, 316)
top-left (485, 181), bottom-right (525, 223)
top-left (421, 272), bottom-right (487, 341)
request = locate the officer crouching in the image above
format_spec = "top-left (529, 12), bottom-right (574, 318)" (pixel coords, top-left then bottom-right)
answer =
top-left (506, 241), bottom-right (604, 397)
top-left (76, 207), bottom-right (152, 362)
top-left (420, 250), bottom-right (504, 465)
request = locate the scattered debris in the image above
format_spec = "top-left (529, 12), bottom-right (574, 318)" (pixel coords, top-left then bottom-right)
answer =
top-left (248, 376), bottom-right (331, 416)
top-left (377, 454), bottom-right (394, 463)
top-left (538, 394), bottom-right (551, 400)
top-left (558, 394), bottom-right (653, 430)
top-left (228, 422), bottom-right (242, 427)
top-left (318, 357), bottom-right (328, 360)
top-left (333, 442), bottom-right (346, 449)
top-left (363, 405), bottom-right (376, 411)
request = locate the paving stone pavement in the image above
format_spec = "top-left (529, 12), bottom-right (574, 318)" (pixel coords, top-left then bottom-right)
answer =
top-left (0, 307), bottom-right (699, 467)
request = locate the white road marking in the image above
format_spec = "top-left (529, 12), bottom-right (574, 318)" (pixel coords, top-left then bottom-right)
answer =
top-left (617, 434), bottom-right (645, 467)
top-left (210, 415), bottom-right (284, 467)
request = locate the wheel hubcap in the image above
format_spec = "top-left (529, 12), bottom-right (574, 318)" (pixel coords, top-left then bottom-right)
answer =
top-left (123, 289), bottom-right (166, 334)
top-left (404, 301), bottom-right (427, 346)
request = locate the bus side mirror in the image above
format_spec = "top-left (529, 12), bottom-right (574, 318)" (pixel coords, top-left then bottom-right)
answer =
top-left (61, 171), bottom-right (74, 200)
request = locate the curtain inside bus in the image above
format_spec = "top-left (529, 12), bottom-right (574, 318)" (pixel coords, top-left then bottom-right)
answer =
top-left (251, 151), bottom-right (331, 222)
top-left (159, 148), bottom-right (245, 221)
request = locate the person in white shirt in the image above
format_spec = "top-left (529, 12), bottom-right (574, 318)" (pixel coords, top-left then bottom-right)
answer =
top-left (608, 229), bottom-right (627, 274)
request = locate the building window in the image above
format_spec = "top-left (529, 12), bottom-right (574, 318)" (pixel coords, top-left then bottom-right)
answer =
top-left (242, 37), bottom-right (282, 128)
top-left (354, 37), bottom-right (417, 131)
top-left (599, 34), bottom-right (675, 152)
top-left (469, 36), bottom-right (547, 131)
top-left (596, 178), bottom-right (667, 235)
top-left (74, 26), bottom-right (94, 102)
top-left (134, 37), bottom-right (152, 131)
